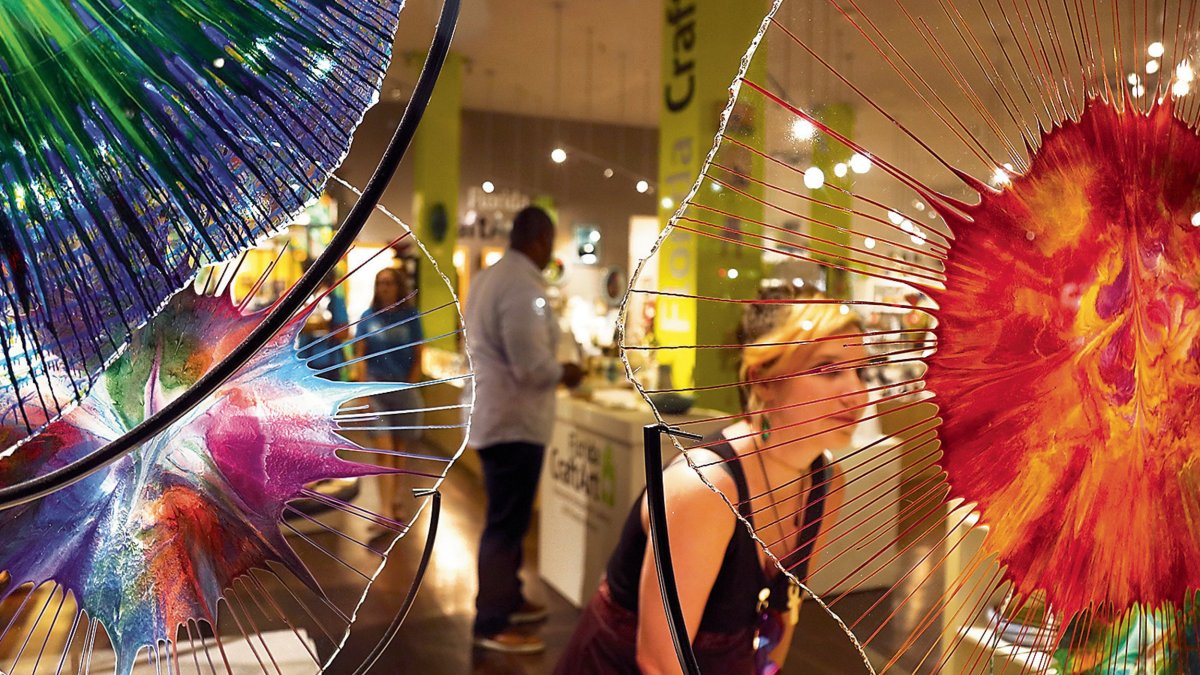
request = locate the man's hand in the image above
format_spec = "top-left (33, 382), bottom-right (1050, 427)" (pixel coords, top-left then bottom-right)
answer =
top-left (560, 362), bottom-right (585, 388)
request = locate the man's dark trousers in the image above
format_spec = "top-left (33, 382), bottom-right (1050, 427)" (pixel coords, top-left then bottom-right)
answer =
top-left (473, 441), bottom-right (545, 636)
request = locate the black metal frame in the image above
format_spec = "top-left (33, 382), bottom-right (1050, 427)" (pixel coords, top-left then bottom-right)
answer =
top-left (348, 488), bottom-right (442, 674)
top-left (0, 0), bottom-right (461, 509)
top-left (643, 423), bottom-right (704, 675)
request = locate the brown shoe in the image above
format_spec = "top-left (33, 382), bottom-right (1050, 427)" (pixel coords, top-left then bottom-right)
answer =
top-left (473, 627), bottom-right (545, 654)
top-left (510, 600), bottom-right (548, 625)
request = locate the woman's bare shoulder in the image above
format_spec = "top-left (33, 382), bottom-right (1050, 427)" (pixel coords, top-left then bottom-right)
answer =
top-left (650, 445), bottom-right (739, 531)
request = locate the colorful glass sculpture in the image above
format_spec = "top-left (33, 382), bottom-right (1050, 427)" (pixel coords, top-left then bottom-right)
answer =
top-left (0, 253), bottom-right (463, 672)
top-left (0, 0), bottom-right (402, 438)
top-left (626, 1), bottom-right (1200, 672)
top-left (930, 99), bottom-right (1200, 621)
top-left (0, 1), bottom-right (463, 671)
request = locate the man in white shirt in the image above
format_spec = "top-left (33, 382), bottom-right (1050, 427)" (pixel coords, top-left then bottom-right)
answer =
top-left (466, 206), bottom-right (583, 653)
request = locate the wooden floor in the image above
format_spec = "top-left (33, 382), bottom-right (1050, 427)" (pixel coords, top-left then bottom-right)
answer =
top-left (313, 454), bottom-right (952, 675)
top-left (0, 446), bottom-right (954, 674)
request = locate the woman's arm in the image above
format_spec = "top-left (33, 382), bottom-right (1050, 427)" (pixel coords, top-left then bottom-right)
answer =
top-left (408, 342), bottom-right (424, 384)
top-left (351, 322), bottom-right (368, 382)
top-left (408, 313), bottom-right (425, 384)
top-left (635, 456), bottom-right (738, 675)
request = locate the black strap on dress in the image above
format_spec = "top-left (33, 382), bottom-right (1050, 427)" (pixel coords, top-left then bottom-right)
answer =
top-left (771, 452), bottom-right (830, 599)
top-left (605, 434), bottom-right (771, 634)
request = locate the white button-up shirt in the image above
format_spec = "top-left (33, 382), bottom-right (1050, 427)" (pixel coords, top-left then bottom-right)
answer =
top-left (465, 251), bottom-right (562, 448)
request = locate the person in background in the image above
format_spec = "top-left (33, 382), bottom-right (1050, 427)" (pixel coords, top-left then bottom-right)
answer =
top-left (297, 261), bottom-right (350, 380)
top-left (466, 205), bottom-right (584, 653)
top-left (555, 300), bottom-right (867, 674)
top-left (353, 265), bottom-right (424, 533)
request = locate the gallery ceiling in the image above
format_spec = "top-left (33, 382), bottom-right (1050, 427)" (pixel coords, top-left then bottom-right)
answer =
top-left (383, 0), bottom-right (1187, 137)
top-left (388, 0), bottom-right (662, 127)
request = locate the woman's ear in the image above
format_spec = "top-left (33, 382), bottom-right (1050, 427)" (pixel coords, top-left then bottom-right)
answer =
top-left (749, 372), bottom-right (776, 409)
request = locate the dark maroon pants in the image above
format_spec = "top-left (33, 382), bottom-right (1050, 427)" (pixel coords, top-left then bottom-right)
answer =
top-left (554, 578), bottom-right (756, 674)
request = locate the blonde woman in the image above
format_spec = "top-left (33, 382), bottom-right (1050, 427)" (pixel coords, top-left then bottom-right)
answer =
top-left (556, 301), bottom-right (868, 674)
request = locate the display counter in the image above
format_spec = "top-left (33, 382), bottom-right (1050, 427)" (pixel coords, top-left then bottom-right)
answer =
top-left (538, 390), bottom-right (725, 606)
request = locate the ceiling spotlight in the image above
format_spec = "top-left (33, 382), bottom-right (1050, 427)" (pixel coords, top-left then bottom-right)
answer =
top-left (636, 180), bottom-right (650, 194)
top-left (803, 166), bottom-right (825, 190)
top-left (1146, 59), bottom-right (1160, 74)
top-left (791, 117), bottom-right (816, 141)
top-left (1148, 42), bottom-right (1165, 58)
top-left (481, 180), bottom-right (495, 194)
top-left (603, 168), bottom-right (614, 178)
top-left (833, 162), bottom-right (848, 178)
top-left (660, 197), bottom-right (674, 209)
top-left (551, 147), bottom-right (567, 163)
top-left (1173, 80), bottom-right (1191, 97)
top-left (864, 237), bottom-right (877, 249)
top-left (849, 152), bottom-right (872, 174)
top-left (1178, 61), bottom-right (1195, 82)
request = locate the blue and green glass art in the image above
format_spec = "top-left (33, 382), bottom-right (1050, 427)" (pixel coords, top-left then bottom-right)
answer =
top-left (0, 0), bottom-right (402, 444)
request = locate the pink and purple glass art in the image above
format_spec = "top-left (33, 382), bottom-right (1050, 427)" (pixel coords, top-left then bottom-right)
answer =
top-left (0, 258), bottom-right (455, 672)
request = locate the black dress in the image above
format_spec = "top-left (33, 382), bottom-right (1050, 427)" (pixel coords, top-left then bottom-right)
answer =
top-left (553, 435), bottom-right (829, 674)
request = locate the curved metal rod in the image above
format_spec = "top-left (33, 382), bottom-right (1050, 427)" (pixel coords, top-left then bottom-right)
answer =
top-left (0, 0), bottom-right (462, 510)
top-left (643, 423), bottom-right (703, 675)
top-left (349, 488), bottom-right (442, 675)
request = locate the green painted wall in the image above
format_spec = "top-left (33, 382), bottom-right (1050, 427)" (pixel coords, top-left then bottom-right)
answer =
top-left (411, 53), bottom-right (464, 349)
top-left (810, 103), bottom-right (855, 298)
top-left (655, 0), bottom-right (766, 413)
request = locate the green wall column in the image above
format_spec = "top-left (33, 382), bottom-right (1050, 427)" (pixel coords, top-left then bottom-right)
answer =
top-left (655, 0), bottom-right (766, 413)
top-left (809, 103), bottom-right (855, 299)
top-left (411, 52), bottom-right (464, 349)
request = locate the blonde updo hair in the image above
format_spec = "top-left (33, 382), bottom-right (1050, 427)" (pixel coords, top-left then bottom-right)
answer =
top-left (738, 297), bottom-right (863, 413)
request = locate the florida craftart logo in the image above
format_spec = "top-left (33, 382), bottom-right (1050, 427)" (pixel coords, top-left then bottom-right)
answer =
top-left (550, 431), bottom-right (617, 508)
top-left (664, 0), bottom-right (696, 112)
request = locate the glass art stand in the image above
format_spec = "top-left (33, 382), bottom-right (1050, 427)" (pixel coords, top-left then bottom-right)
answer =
top-left (643, 423), bottom-right (705, 675)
